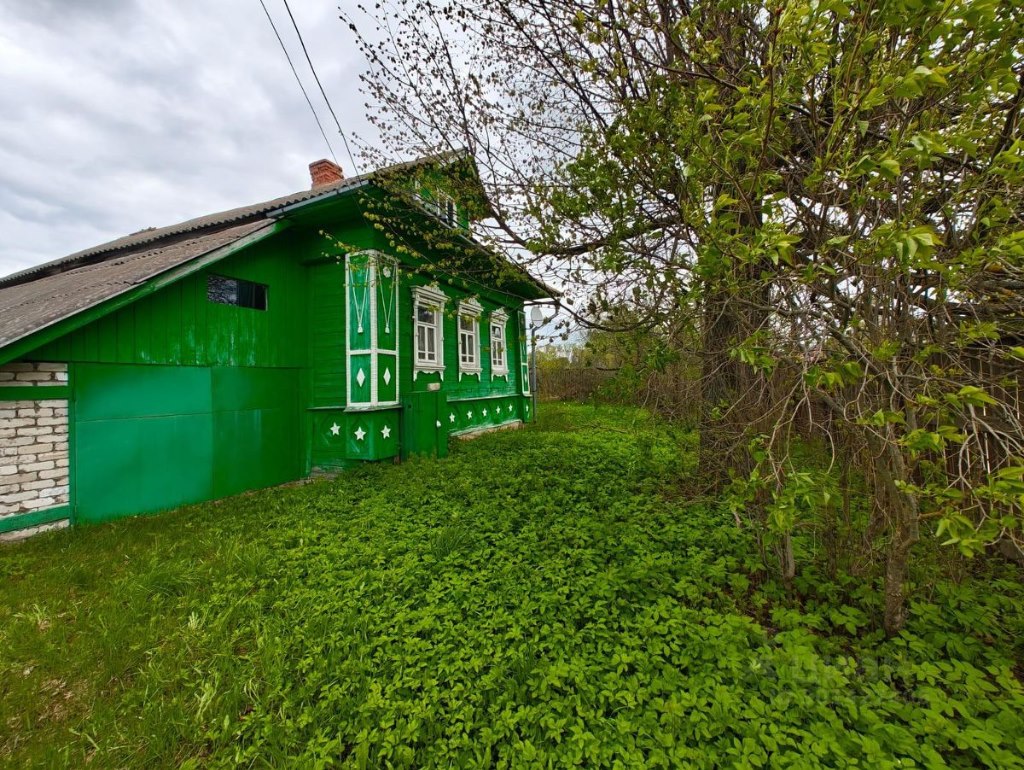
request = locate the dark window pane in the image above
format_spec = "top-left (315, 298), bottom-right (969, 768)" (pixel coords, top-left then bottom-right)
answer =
top-left (207, 275), bottom-right (268, 310)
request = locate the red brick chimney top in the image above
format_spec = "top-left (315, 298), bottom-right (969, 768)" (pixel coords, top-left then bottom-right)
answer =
top-left (309, 159), bottom-right (345, 189)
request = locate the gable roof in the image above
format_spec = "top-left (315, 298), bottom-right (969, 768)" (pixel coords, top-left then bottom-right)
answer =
top-left (0, 220), bottom-right (276, 352)
top-left (0, 152), bottom-right (553, 359)
top-left (0, 175), bottom-right (366, 291)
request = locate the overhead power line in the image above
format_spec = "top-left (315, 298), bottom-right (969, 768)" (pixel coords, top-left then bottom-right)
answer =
top-left (257, 0), bottom-right (339, 165)
top-left (279, 0), bottom-right (361, 176)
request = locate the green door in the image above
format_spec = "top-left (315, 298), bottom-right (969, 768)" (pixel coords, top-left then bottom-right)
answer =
top-left (74, 363), bottom-right (299, 523)
top-left (401, 390), bottom-right (447, 459)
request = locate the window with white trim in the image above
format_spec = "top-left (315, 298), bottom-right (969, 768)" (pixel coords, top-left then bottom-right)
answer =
top-left (412, 285), bottom-right (447, 379)
top-left (419, 189), bottom-right (458, 227)
top-left (489, 309), bottom-right (509, 377)
top-left (458, 298), bottom-right (483, 378)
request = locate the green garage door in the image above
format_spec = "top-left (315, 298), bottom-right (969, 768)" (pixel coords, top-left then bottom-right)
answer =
top-left (74, 363), bottom-right (300, 524)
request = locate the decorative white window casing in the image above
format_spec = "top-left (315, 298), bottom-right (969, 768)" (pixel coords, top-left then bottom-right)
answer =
top-left (489, 309), bottom-right (509, 378)
top-left (346, 250), bottom-right (400, 408)
top-left (458, 298), bottom-right (483, 380)
top-left (412, 284), bottom-right (447, 380)
top-left (519, 308), bottom-right (531, 395)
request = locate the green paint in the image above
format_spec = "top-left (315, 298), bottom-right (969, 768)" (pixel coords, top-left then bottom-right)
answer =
top-left (0, 386), bottom-right (69, 401)
top-left (401, 390), bottom-right (446, 459)
top-left (7, 184), bottom-right (550, 525)
top-left (0, 505), bottom-right (70, 534)
top-left (32, 232), bottom-right (308, 369)
top-left (2, 222), bottom-right (288, 367)
top-left (446, 394), bottom-right (525, 436)
top-left (74, 363), bottom-right (300, 523)
top-left (308, 407), bottom-right (401, 470)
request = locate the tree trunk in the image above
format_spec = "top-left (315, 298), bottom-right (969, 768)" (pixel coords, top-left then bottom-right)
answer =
top-left (697, 194), bottom-right (768, 493)
top-left (698, 287), bottom-right (747, 492)
top-left (779, 533), bottom-right (796, 589)
top-left (883, 529), bottom-right (915, 636)
top-left (873, 439), bottom-right (921, 637)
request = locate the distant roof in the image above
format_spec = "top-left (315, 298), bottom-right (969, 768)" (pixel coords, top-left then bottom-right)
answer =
top-left (0, 150), bottom-right (551, 357)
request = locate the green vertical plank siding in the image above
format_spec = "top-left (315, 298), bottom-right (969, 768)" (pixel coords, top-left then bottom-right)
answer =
top-left (31, 234), bottom-right (308, 369)
top-left (398, 277), bottom-right (513, 395)
top-left (307, 224), bottom-right (378, 411)
top-left (15, 210), bottom-right (540, 525)
top-left (402, 390), bottom-right (445, 459)
top-left (308, 261), bottom-right (347, 408)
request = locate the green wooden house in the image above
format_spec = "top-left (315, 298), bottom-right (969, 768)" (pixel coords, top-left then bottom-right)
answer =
top-left (0, 153), bottom-right (552, 537)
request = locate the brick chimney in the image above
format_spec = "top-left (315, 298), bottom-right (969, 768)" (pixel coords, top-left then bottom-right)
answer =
top-left (309, 159), bottom-right (344, 189)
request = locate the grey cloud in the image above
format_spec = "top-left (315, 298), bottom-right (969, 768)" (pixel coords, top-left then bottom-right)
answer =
top-left (0, 0), bottom-right (374, 276)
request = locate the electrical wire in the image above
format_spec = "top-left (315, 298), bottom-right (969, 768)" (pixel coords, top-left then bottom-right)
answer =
top-left (257, 0), bottom-right (338, 164)
top-left (279, 0), bottom-right (361, 176)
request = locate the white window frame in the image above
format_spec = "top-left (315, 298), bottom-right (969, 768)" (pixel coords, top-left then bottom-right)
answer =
top-left (418, 189), bottom-right (458, 227)
top-left (489, 309), bottom-right (509, 378)
top-left (345, 250), bottom-right (400, 408)
top-left (519, 309), bottom-right (531, 395)
top-left (458, 298), bottom-right (483, 380)
top-left (412, 284), bottom-right (447, 380)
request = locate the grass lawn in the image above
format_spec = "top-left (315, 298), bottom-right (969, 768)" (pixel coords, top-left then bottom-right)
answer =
top-left (1, 403), bottom-right (1023, 768)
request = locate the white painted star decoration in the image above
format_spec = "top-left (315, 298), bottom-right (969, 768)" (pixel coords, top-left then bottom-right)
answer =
top-left (381, 425), bottom-right (391, 439)
top-left (482, 408), bottom-right (488, 417)
top-left (466, 410), bottom-right (473, 420)
top-left (329, 422), bottom-right (340, 436)
top-left (449, 413), bottom-right (456, 423)
top-left (495, 405), bottom-right (502, 414)
top-left (435, 420), bottom-right (442, 429)
top-left (354, 426), bottom-right (366, 441)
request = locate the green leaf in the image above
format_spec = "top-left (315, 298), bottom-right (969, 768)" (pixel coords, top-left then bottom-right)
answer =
top-left (957, 385), bottom-right (998, 407)
top-left (878, 158), bottom-right (902, 180)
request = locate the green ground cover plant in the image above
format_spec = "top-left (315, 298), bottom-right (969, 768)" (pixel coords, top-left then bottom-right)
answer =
top-left (1, 403), bottom-right (1022, 768)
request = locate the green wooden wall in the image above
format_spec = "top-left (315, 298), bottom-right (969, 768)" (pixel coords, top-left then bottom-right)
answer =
top-left (14, 204), bottom-right (537, 520)
top-left (31, 233), bottom-right (309, 368)
top-left (305, 222), bottom-right (531, 472)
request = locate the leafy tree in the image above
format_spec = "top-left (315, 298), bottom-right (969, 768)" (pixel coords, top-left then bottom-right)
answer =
top-left (348, 0), bottom-right (1024, 633)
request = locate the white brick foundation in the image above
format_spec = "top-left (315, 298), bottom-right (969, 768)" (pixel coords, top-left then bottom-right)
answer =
top-left (0, 362), bottom-right (70, 532)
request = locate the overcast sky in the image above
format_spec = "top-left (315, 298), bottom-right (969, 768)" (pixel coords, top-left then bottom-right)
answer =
top-left (0, 0), bottom-right (373, 277)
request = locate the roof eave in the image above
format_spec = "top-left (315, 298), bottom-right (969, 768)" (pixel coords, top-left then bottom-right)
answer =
top-left (0, 220), bottom-right (286, 366)
top-left (268, 179), bottom-right (371, 218)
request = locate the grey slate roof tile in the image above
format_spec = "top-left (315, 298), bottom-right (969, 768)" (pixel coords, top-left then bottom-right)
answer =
top-left (0, 219), bottom-right (275, 350)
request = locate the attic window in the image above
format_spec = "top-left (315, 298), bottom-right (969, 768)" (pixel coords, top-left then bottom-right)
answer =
top-left (207, 275), bottom-right (268, 311)
top-left (420, 190), bottom-right (458, 227)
